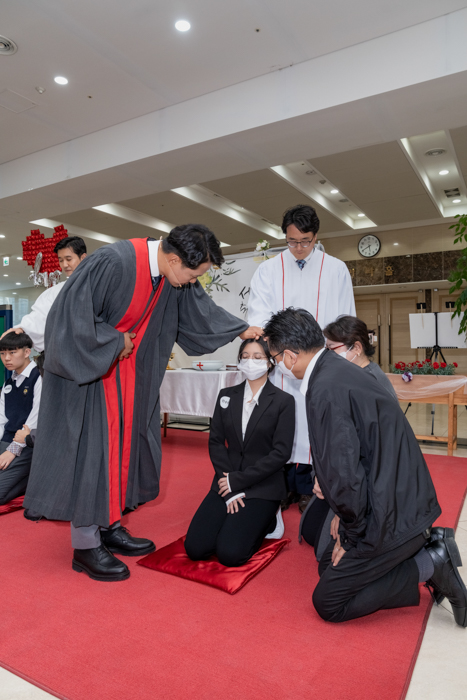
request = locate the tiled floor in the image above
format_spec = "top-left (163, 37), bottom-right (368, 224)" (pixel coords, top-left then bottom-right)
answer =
top-left (2, 409), bottom-right (467, 699)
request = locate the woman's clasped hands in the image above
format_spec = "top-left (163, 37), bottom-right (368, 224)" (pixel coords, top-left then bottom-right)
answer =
top-left (218, 471), bottom-right (245, 514)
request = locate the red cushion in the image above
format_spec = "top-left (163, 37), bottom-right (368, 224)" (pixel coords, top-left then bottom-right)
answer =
top-left (137, 535), bottom-right (291, 595)
top-left (0, 495), bottom-right (25, 515)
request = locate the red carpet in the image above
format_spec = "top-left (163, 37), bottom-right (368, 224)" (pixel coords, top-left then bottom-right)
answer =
top-left (0, 432), bottom-right (466, 700)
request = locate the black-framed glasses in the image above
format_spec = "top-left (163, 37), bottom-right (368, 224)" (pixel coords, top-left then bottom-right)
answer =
top-left (287, 239), bottom-right (313, 249)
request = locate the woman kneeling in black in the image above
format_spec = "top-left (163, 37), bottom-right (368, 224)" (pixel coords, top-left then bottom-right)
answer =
top-left (185, 338), bottom-right (295, 567)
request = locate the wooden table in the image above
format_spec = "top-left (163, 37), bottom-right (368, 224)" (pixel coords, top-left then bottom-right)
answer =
top-left (386, 374), bottom-right (467, 456)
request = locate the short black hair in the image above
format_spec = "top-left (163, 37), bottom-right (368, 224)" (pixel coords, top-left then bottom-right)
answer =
top-left (161, 224), bottom-right (224, 269)
top-left (282, 205), bottom-right (320, 235)
top-left (323, 315), bottom-right (375, 357)
top-left (54, 236), bottom-right (87, 257)
top-left (0, 331), bottom-right (33, 352)
top-left (263, 307), bottom-right (324, 354)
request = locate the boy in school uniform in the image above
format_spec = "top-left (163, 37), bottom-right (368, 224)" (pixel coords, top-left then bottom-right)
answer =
top-left (0, 332), bottom-right (42, 505)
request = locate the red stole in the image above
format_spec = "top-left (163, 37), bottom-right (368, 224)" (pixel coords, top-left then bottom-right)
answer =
top-left (102, 238), bottom-right (165, 523)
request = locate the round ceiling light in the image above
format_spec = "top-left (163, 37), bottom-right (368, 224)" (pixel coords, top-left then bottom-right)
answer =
top-left (357, 213), bottom-right (365, 217)
top-left (425, 148), bottom-right (446, 157)
top-left (0, 36), bottom-right (18, 55)
top-left (15, 282), bottom-right (21, 285)
top-left (439, 169), bottom-right (449, 175)
top-left (330, 189), bottom-right (339, 194)
top-left (54, 76), bottom-right (68, 85)
top-left (452, 198), bottom-right (462, 203)
top-left (175, 20), bottom-right (191, 31)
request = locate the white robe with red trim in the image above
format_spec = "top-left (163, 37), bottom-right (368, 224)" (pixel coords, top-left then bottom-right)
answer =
top-left (248, 247), bottom-right (355, 464)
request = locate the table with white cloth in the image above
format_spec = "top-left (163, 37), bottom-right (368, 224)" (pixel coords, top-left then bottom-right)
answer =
top-left (387, 374), bottom-right (467, 455)
top-left (160, 369), bottom-right (245, 436)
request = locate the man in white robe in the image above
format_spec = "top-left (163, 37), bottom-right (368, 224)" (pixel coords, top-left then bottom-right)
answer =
top-left (248, 204), bottom-right (356, 511)
top-left (5, 237), bottom-right (87, 351)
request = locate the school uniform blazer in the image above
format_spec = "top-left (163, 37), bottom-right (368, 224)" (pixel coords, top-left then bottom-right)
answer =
top-left (209, 379), bottom-right (295, 502)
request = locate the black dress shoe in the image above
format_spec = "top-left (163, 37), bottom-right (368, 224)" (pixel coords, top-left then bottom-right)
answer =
top-left (72, 545), bottom-right (130, 582)
top-left (281, 491), bottom-right (299, 512)
top-left (100, 525), bottom-right (156, 557)
top-left (425, 538), bottom-right (467, 627)
top-left (298, 494), bottom-right (313, 514)
top-left (23, 509), bottom-right (43, 522)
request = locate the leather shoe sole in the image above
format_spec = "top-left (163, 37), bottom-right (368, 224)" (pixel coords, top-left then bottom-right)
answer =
top-left (426, 538), bottom-right (467, 627)
top-left (72, 558), bottom-right (130, 582)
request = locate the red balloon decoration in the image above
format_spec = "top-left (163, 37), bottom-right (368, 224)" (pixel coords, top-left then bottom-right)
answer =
top-left (21, 225), bottom-right (68, 274)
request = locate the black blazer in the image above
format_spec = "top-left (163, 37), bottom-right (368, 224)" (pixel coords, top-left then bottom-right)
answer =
top-left (305, 349), bottom-right (441, 557)
top-left (209, 379), bottom-right (295, 502)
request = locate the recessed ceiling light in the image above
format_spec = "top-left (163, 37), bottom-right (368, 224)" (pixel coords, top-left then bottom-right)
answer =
top-left (0, 36), bottom-right (18, 55)
top-left (394, 243), bottom-right (399, 246)
top-left (3, 274), bottom-right (7, 277)
top-left (16, 256), bottom-right (22, 260)
top-left (330, 189), bottom-right (339, 194)
top-left (439, 170), bottom-right (449, 175)
top-left (425, 148), bottom-right (445, 157)
top-left (452, 198), bottom-right (461, 204)
top-left (357, 213), bottom-right (365, 217)
top-left (54, 76), bottom-right (68, 85)
top-left (12, 292), bottom-right (16, 295)
top-left (0, 235), bottom-right (5, 238)
top-left (175, 20), bottom-right (190, 31)
top-left (15, 282), bottom-right (20, 285)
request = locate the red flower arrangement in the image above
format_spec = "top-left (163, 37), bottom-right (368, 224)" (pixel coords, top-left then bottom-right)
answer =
top-left (391, 358), bottom-right (458, 375)
top-left (22, 225), bottom-right (68, 274)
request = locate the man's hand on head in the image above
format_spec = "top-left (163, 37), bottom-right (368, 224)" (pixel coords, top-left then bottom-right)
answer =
top-left (239, 326), bottom-right (263, 341)
top-left (0, 327), bottom-right (24, 341)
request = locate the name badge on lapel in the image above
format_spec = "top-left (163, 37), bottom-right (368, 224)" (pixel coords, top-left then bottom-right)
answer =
top-left (3, 385), bottom-right (12, 394)
top-left (220, 396), bottom-right (230, 409)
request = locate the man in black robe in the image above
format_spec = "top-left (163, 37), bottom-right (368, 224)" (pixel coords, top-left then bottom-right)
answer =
top-left (263, 307), bottom-right (467, 627)
top-left (24, 225), bottom-right (261, 582)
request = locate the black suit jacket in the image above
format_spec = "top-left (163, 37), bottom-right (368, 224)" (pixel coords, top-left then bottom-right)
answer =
top-left (305, 349), bottom-right (441, 557)
top-left (209, 379), bottom-right (295, 502)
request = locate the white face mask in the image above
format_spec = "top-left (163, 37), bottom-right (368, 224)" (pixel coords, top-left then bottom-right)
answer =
top-left (338, 346), bottom-right (357, 363)
top-left (237, 359), bottom-right (269, 381)
top-left (278, 351), bottom-right (297, 379)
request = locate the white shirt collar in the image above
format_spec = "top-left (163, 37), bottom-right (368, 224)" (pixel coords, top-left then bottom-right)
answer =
top-left (299, 348), bottom-right (326, 396)
top-left (12, 361), bottom-right (35, 382)
top-left (147, 239), bottom-right (161, 278)
top-left (286, 245), bottom-right (316, 266)
top-left (244, 379), bottom-right (266, 406)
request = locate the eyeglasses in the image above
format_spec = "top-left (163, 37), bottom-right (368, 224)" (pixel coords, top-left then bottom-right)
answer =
top-left (287, 239), bottom-right (313, 249)
top-left (325, 343), bottom-right (346, 351)
top-left (240, 353), bottom-right (268, 361)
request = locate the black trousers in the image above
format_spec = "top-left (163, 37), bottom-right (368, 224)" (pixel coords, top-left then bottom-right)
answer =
top-left (185, 490), bottom-right (279, 567)
top-left (0, 442), bottom-right (33, 505)
top-left (312, 533), bottom-right (426, 623)
top-left (285, 462), bottom-right (314, 495)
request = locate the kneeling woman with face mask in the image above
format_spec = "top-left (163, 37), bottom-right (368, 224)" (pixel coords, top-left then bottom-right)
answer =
top-left (185, 337), bottom-right (295, 567)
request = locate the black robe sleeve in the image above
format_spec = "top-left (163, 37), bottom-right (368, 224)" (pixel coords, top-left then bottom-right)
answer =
top-left (313, 399), bottom-right (368, 549)
top-left (175, 281), bottom-right (248, 355)
top-left (44, 249), bottom-right (125, 385)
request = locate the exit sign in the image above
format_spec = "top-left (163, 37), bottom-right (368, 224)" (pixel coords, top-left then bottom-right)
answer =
top-left (3, 257), bottom-right (9, 266)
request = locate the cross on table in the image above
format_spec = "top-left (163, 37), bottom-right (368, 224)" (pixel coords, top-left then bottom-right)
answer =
top-left (196, 362), bottom-right (204, 370)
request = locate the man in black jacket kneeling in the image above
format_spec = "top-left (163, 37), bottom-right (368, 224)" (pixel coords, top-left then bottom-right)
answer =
top-left (264, 307), bottom-right (467, 626)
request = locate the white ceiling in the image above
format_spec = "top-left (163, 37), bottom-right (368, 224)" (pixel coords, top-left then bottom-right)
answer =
top-left (1, 0), bottom-right (466, 163)
top-left (1, 2), bottom-right (467, 291)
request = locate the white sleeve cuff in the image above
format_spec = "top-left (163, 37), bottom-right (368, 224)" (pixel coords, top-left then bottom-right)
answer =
top-left (226, 473), bottom-right (231, 493)
top-left (225, 493), bottom-right (246, 507)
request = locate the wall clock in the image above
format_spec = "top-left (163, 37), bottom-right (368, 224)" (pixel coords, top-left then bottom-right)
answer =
top-left (358, 234), bottom-right (381, 258)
